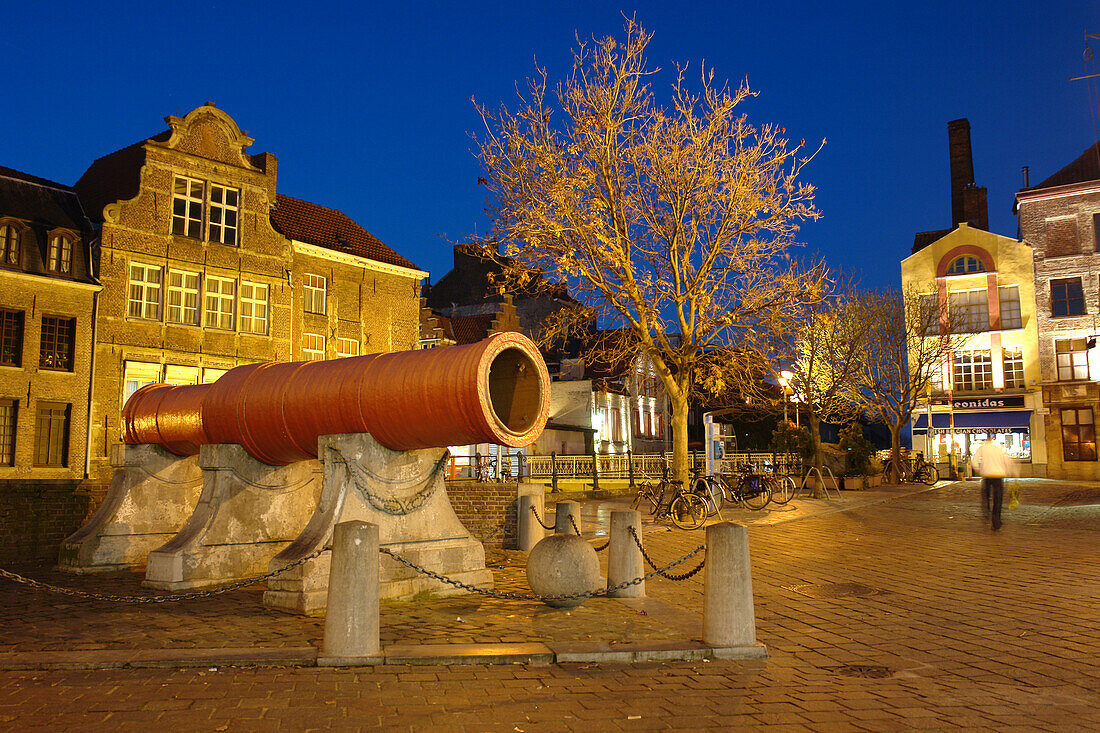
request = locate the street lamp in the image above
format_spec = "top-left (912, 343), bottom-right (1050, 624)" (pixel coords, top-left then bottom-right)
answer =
top-left (778, 370), bottom-right (793, 424)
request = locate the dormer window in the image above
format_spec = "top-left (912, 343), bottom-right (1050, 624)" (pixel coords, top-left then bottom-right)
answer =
top-left (47, 234), bottom-right (73, 274)
top-left (171, 177), bottom-right (239, 245)
top-left (946, 255), bottom-right (985, 275)
top-left (0, 223), bottom-right (21, 266)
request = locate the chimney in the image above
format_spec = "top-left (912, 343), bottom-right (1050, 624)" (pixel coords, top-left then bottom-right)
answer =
top-left (947, 118), bottom-right (988, 230)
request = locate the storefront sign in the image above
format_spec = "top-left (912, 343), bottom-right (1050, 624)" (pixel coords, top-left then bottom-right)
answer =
top-left (950, 395), bottom-right (1026, 410)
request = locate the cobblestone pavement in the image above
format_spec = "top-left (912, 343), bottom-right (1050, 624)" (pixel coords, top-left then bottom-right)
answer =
top-left (1, 479), bottom-right (1098, 730)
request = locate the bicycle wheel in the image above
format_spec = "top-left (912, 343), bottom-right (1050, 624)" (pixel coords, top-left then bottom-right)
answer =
top-left (769, 475), bottom-right (797, 505)
top-left (917, 464), bottom-right (939, 485)
top-left (694, 478), bottom-right (722, 516)
top-left (669, 494), bottom-right (706, 530)
top-left (741, 477), bottom-right (772, 510)
top-left (630, 481), bottom-right (659, 513)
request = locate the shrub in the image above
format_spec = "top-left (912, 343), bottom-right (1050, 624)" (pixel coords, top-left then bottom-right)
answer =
top-left (839, 423), bottom-right (876, 476)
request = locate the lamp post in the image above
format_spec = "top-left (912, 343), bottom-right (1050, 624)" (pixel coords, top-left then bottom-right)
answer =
top-left (778, 370), bottom-right (792, 424)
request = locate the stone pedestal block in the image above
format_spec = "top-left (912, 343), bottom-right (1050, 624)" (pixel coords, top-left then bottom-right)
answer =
top-left (58, 444), bottom-right (202, 572)
top-left (143, 444), bottom-right (323, 590)
top-left (264, 433), bottom-right (493, 615)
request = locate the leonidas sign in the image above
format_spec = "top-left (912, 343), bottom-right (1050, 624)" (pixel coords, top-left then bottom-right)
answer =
top-left (951, 396), bottom-right (1026, 410)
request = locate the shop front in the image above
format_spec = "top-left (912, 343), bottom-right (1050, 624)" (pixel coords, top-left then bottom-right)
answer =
top-left (912, 395), bottom-right (1037, 476)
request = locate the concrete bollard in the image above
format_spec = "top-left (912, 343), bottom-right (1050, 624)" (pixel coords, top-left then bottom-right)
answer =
top-left (554, 501), bottom-right (580, 535)
top-left (703, 522), bottom-right (766, 658)
top-left (607, 510), bottom-right (644, 598)
top-left (517, 483), bottom-right (546, 551)
top-left (319, 521), bottom-right (381, 664)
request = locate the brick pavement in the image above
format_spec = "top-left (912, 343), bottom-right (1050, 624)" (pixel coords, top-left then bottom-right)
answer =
top-left (0, 478), bottom-right (1098, 730)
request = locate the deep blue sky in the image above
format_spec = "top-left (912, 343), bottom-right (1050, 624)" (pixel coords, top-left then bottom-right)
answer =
top-left (2, 2), bottom-right (1097, 291)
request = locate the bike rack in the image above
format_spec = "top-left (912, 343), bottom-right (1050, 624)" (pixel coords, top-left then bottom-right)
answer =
top-left (799, 465), bottom-right (838, 500)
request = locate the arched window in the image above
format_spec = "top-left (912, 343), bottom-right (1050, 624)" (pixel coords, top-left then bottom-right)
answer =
top-left (47, 234), bottom-right (73, 274)
top-left (0, 224), bottom-right (21, 266)
top-left (946, 255), bottom-right (985, 275)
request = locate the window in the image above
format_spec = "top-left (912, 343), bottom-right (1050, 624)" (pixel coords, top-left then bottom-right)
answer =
top-left (952, 350), bottom-right (993, 391)
top-left (1060, 408), bottom-right (1096, 462)
top-left (39, 316), bottom-right (75, 371)
top-left (917, 294), bottom-right (939, 336)
top-left (609, 406), bottom-right (622, 442)
top-left (1055, 338), bottom-right (1090, 381)
top-left (0, 399), bottom-right (16, 466)
top-left (239, 282), bottom-right (268, 335)
top-left (0, 223), bottom-right (21, 265)
top-left (33, 401), bottom-right (69, 467)
top-left (123, 361), bottom-right (161, 405)
top-left (208, 185), bottom-right (239, 245)
top-left (1050, 278), bottom-right (1085, 317)
top-left (998, 286), bottom-right (1022, 329)
top-left (949, 289), bottom-right (989, 332)
top-left (171, 177), bottom-right (205, 238)
top-left (204, 277), bottom-right (236, 330)
top-left (47, 234), bottom-right (73, 274)
top-left (128, 263), bottom-right (162, 320)
top-left (302, 333), bottom-right (325, 360)
top-left (166, 270), bottom-right (200, 325)
top-left (1046, 217), bottom-right (1079, 258)
top-left (1002, 347), bottom-right (1025, 390)
top-left (303, 274), bottom-right (326, 315)
top-left (336, 338), bottom-right (359, 358)
top-left (305, 270), bottom-right (325, 310)
top-left (163, 365), bottom-right (199, 385)
top-left (202, 367), bottom-right (228, 384)
top-left (0, 309), bottom-right (23, 367)
top-left (946, 255), bottom-right (985, 274)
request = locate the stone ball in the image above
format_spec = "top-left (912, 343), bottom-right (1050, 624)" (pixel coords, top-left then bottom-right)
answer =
top-left (526, 533), bottom-right (602, 609)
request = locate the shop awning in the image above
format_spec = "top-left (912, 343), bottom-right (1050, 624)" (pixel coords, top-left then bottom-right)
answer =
top-left (912, 411), bottom-right (1032, 434)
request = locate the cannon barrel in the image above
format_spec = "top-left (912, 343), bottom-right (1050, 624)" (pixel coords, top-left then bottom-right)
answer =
top-left (122, 332), bottom-right (551, 465)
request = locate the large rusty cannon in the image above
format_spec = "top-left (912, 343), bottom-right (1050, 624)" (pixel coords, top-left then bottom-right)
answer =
top-left (122, 331), bottom-right (551, 465)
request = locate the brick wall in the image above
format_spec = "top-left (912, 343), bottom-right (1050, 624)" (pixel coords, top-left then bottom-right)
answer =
top-left (446, 481), bottom-right (520, 550)
top-left (0, 480), bottom-right (97, 565)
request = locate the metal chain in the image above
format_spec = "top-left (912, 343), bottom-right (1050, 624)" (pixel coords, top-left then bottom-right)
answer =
top-left (529, 505), bottom-right (555, 530)
top-left (0, 546), bottom-right (331, 604)
top-left (568, 515), bottom-right (581, 536)
top-left (379, 542), bottom-right (705, 601)
top-left (628, 525), bottom-right (706, 581)
top-left (329, 448), bottom-right (448, 516)
top-left (567, 513), bottom-right (609, 551)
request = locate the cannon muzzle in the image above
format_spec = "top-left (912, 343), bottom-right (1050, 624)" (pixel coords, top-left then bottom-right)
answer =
top-left (122, 332), bottom-right (551, 465)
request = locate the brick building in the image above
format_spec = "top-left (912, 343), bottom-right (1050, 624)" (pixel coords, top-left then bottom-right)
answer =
top-left (0, 167), bottom-right (99, 560)
top-left (903, 120), bottom-right (1045, 476)
top-left (1015, 140), bottom-right (1100, 480)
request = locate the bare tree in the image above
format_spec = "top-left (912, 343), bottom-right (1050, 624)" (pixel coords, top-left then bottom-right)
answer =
top-left (472, 20), bottom-right (826, 486)
top-left (850, 287), bottom-right (970, 483)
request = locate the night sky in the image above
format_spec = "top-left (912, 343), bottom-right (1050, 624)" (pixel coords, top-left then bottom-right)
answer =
top-left (2, 1), bottom-right (1096, 291)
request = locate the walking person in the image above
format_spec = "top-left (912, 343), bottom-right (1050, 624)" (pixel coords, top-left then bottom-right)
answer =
top-left (970, 437), bottom-right (1015, 530)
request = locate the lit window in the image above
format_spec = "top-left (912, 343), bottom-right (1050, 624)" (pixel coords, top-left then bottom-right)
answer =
top-left (128, 263), bottom-right (162, 320)
top-left (208, 185), bottom-right (239, 245)
top-left (998, 286), bottom-right (1022, 329)
top-left (1051, 278), bottom-right (1085, 317)
top-left (33, 401), bottom-right (70, 467)
top-left (0, 223), bottom-right (21, 265)
top-left (1060, 408), bottom-right (1096, 462)
top-left (946, 256), bottom-right (985, 275)
top-left (1055, 338), bottom-right (1089, 381)
top-left (952, 350), bottom-right (993, 391)
top-left (166, 270), bottom-right (200, 325)
top-left (47, 234), bottom-right (73, 274)
top-left (303, 274), bottom-right (326, 315)
top-left (122, 361), bottom-right (161, 405)
top-left (919, 294), bottom-right (941, 336)
top-left (204, 277), bottom-right (236, 330)
top-left (39, 316), bottom-right (75, 371)
top-left (171, 177), bottom-right (205, 239)
top-left (336, 338), bottom-right (359, 358)
top-left (0, 309), bottom-right (23, 367)
top-left (239, 281), bottom-right (268, 335)
top-left (948, 289), bottom-right (989, 332)
top-left (302, 332), bottom-right (325, 360)
top-left (0, 398), bottom-right (15, 466)
top-left (202, 367), bottom-right (228, 384)
top-left (163, 365), bottom-right (199, 385)
top-left (1002, 347), bottom-right (1025, 390)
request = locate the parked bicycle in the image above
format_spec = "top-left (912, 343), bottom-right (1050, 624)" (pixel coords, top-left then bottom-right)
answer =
top-left (882, 452), bottom-right (939, 485)
top-left (630, 478), bottom-right (707, 530)
top-left (691, 463), bottom-right (778, 514)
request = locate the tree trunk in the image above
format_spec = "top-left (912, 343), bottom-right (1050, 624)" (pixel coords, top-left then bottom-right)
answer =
top-left (807, 411), bottom-right (825, 499)
top-left (889, 422), bottom-right (902, 485)
top-left (670, 392), bottom-right (690, 489)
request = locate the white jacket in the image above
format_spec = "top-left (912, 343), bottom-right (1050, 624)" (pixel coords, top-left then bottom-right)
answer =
top-left (970, 440), bottom-right (1014, 479)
